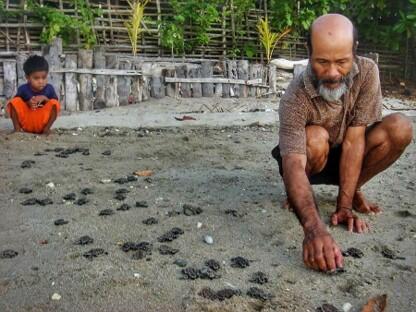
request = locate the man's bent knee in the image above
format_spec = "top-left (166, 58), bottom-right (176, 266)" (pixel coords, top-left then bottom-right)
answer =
top-left (306, 126), bottom-right (330, 173)
top-left (383, 113), bottom-right (413, 148)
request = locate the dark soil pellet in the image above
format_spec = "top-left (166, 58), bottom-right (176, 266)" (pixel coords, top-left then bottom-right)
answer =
top-left (159, 245), bottom-right (179, 255)
top-left (198, 267), bottom-right (221, 280)
top-left (121, 242), bottom-right (153, 253)
top-left (115, 188), bottom-right (130, 195)
top-left (19, 187), bottom-right (33, 194)
top-left (395, 210), bottom-right (414, 218)
top-left (75, 198), bottom-right (89, 206)
top-left (316, 304), bottom-right (341, 312)
top-left (80, 188), bottom-right (94, 195)
top-left (98, 209), bottom-right (114, 216)
top-left (114, 193), bottom-right (126, 201)
top-left (205, 259), bottom-right (221, 271)
top-left (198, 287), bottom-right (241, 301)
top-left (83, 248), bottom-right (107, 260)
top-left (143, 217), bottom-right (158, 225)
top-left (131, 249), bottom-right (152, 260)
top-left (249, 272), bottom-right (269, 284)
top-left (136, 201), bottom-right (149, 208)
top-left (225, 209), bottom-right (239, 217)
top-left (174, 259), bottom-right (187, 267)
top-left (381, 246), bottom-right (405, 260)
top-left (167, 210), bottom-right (181, 217)
top-left (0, 249), bottom-right (18, 259)
top-left (114, 177), bottom-right (129, 184)
top-left (127, 175), bottom-right (138, 182)
top-left (181, 267), bottom-right (200, 280)
top-left (230, 256), bottom-right (250, 268)
top-left (117, 204), bottom-right (131, 211)
top-left (74, 236), bottom-right (94, 245)
top-left (157, 227), bottom-right (184, 242)
top-left (102, 150), bottom-right (112, 156)
top-left (21, 160), bottom-right (35, 168)
top-left (342, 248), bottom-right (364, 258)
top-left (37, 198), bottom-right (53, 206)
top-left (54, 219), bottom-right (69, 226)
top-left (21, 198), bottom-right (38, 206)
top-left (326, 268), bottom-right (346, 275)
top-left (183, 204), bottom-right (203, 216)
top-left (63, 193), bottom-right (76, 201)
top-left (246, 287), bottom-right (274, 301)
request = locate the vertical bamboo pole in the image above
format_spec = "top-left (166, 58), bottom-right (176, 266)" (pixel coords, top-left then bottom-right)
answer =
top-left (156, 0), bottom-right (162, 57)
top-left (107, 0), bottom-right (114, 43)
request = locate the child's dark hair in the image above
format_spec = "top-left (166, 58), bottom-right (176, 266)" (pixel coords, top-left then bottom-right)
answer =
top-left (23, 55), bottom-right (49, 76)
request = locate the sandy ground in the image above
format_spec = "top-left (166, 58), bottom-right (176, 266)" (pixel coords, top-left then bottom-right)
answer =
top-left (0, 99), bottom-right (415, 312)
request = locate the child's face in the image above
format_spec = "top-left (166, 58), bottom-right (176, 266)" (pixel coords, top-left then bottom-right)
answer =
top-left (26, 71), bottom-right (48, 92)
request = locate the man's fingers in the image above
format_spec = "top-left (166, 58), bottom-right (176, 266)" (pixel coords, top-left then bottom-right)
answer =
top-left (303, 247), bottom-right (309, 267)
top-left (331, 213), bottom-right (338, 226)
top-left (315, 251), bottom-right (327, 271)
top-left (323, 246), bottom-right (336, 271)
top-left (334, 246), bottom-right (344, 268)
top-left (347, 217), bottom-right (354, 232)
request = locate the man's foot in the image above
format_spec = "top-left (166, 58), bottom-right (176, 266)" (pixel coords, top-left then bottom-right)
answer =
top-left (353, 191), bottom-right (381, 214)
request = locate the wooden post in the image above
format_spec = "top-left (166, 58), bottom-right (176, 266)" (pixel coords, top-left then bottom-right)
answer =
top-left (150, 65), bottom-right (165, 99)
top-left (293, 64), bottom-right (306, 80)
top-left (176, 64), bottom-right (190, 98)
top-left (222, 61), bottom-right (230, 98)
top-left (131, 62), bottom-right (143, 103)
top-left (156, 0), bottom-right (162, 56)
top-left (214, 83), bottom-right (223, 97)
top-left (43, 38), bottom-right (63, 99)
top-left (268, 64), bottom-right (277, 95)
top-left (78, 49), bottom-right (93, 111)
top-left (118, 60), bottom-right (132, 105)
top-left (189, 65), bottom-right (202, 98)
top-left (93, 47), bottom-right (106, 109)
top-left (64, 54), bottom-right (78, 111)
top-left (141, 63), bottom-right (152, 101)
top-left (3, 60), bottom-right (17, 100)
top-left (16, 53), bottom-right (26, 86)
top-left (238, 60), bottom-right (249, 97)
top-left (201, 61), bottom-right (214, 97)
top-left (249, 64), bottom-right (263, 97)
top-left (228, 60), bottom-right (238, 97)
top-left (164, 67), bottom-right (176, 97)
top-left (105, 54), bottom-right (119, 107)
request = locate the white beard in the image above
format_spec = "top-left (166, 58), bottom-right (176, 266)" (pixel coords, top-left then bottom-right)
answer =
top-left (318, 82), bottom-right (348, 103)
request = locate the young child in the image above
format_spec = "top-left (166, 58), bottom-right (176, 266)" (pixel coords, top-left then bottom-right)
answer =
top-left (7, 55), bottom-right (60, 135)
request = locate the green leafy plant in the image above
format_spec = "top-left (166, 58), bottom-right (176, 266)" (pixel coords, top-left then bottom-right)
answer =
top-left (257, 17), bottom-right (291, 63)
top-left (124, 0), bottom-right (148, 56)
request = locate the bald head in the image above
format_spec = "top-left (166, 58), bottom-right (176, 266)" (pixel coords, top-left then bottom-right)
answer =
top-left (307, 14), bottom-right (358, 57)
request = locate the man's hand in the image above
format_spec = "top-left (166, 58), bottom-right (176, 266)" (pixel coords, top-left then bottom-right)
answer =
top-left (331, 207), bottom-right (369, 233)
top-left (303, 225), bottom-right (343, 272)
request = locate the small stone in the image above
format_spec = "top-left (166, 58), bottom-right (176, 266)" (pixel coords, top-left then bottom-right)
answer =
top-left (246, 287), bottom-right (274, 301)
top-left (198, 267), bottom-right (220, 280)
top-left (183, 204), bottom-right (203, 216)
top-left (74, 236), bottom-right (94, 245)
top-left (133, 273), bottom-right (141, 278)
top-left (51, 293), bottom-right (61, 301)
top-left (204, 235), bottom-right (214, 245)
top-left (116, 203), bottom-right (131, 211)
top-left (159, 245), bottom-right (179, 255)
top-left (80, 188), bottom-right (94, 195)
top-left (126, 175), bottom-right (138, 182)
top-left (136, 201), bottom-right (149, 208)
top-left (54, 219), bottom-right (69, 226)
top-left (100, 179), bottom-right (111, 184)
top-left (102, 150), bottom-right (111, 156)
top-left (316, 304), bottom-right (341, 312)
top-left (98, 209), bottom-right (114, 216)
top-left (46, 182), bottom-right (55, 189)
top-left (342, 302), bottom-right (353, 312)
top-left (0, 249), bottom-right (18, 259)
top-left (174, 259), bottom-right (188, 267)
top-left (63, 193), bottom-right (76, 201)
top-left (19, 187), bottom-right (33, 194)
top-left (230, 256), bottom-right (250, 268)
top-left (197, 222), bottom-right (202, 229)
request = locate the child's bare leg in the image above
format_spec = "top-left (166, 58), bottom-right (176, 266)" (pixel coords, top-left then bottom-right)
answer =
top-left (42, 105), bottom-right (57, 135)
top-left (9, 104), bottom-right (23, 133)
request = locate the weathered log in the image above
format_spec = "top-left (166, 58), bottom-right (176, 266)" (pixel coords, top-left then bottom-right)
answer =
top-left (78, 49), bottom-right (94, 111)
top-left (93, 47), bottom-right (106, 109)
top-left (64, 54), bottom-right (78, 111)
top-left (105, 54), bottom-right (119, 107)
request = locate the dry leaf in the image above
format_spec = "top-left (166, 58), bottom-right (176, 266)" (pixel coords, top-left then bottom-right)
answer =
top-left (134, 170), bottom-right (154, 177)
top-left (361, 294), bottom-right (387, 312)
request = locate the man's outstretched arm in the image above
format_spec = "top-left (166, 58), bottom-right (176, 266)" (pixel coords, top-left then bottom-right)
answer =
top-left (331, 126), bottom-right (369, 232)
top-left (282, 154), bottom-right (343, 271)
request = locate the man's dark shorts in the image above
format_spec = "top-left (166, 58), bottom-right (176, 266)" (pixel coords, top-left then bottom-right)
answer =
top-left (271, 145), bottom-right (342, 185)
